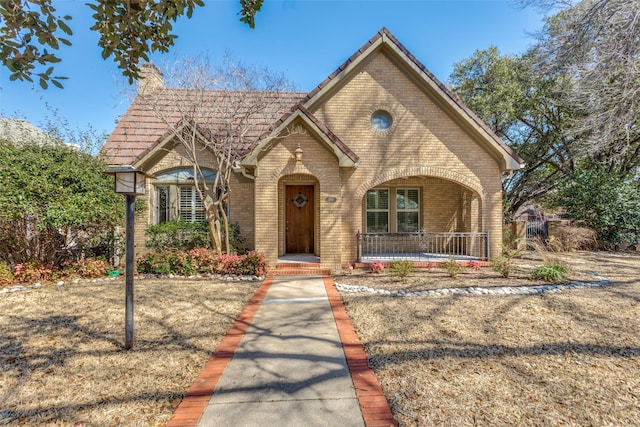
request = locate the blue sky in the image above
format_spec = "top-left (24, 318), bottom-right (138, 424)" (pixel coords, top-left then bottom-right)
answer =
top-left (1, 0), bottom-right (546, 138)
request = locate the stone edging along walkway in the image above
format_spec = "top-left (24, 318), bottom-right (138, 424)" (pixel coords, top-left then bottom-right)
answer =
top-left (335, 277), bottom-right (611, 297)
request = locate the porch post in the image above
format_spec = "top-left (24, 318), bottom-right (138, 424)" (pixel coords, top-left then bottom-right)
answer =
top-left (485, 230), bottom-right (490, 261)
top-left (356, 230), bottom-right (361, 263)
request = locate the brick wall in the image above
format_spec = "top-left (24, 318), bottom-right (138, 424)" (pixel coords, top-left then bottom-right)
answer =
top-left (130, 49), bottom-right (507, 267)
top-left (309, 52), bottom-right (503, 260)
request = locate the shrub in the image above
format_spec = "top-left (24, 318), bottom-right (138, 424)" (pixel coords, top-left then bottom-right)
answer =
top-left (237, 251), bottom-right (267, 276)
top-left (145, 221), bottom-right (210, 251)
top-left (441, 256), bottom-right (464, 278)
top-left (532, 262), bottom-right (569, 283)
top-left (369, 261), bottom-right (385, 274)
top-left (491, 254), bottom-right (516, 278)
top-left (0, 140), bottom-right (121, 268)
top-left (68, 258), bottom-right (110, 278)
top-left (550, 225), bottom-right (597, 251)
top-left (185, 247), bottom-right (219, 273)
top-left (389, 260), bottom-right (413, 279)
top-left (137, 249), bottom-right (268, 277)
top-left (13, 262), bottom-right (56, 283)
top-left (217, 253), bottom-right (241, 275)
top-left (343, 262), bottom-right (354, 274)
top-left (0, 260), bottom-right (13, 286)
top-left (137, 253), bottom-right (174, 275)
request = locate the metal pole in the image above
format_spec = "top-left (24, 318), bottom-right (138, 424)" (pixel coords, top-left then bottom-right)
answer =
top-left (125, 194), bottom-right (135, 350)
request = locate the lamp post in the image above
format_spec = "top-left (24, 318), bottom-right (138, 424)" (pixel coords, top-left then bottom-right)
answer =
top-left (104, 167), bottom-right (149, 350)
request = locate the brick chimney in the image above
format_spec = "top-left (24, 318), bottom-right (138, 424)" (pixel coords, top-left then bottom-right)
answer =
top-left (138, 63), bottom-right (163, 95)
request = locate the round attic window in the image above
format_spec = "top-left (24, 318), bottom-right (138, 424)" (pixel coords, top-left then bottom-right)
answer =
top-left (371, 110), bottom-right (392, 131)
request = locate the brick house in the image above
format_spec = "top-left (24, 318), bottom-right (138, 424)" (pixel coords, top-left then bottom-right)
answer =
top-left (102, 28), bottom-right (523, 269)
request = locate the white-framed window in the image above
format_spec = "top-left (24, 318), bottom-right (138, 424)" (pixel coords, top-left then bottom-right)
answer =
top-left (152, 167), bottom-right (219, 224)
top-left (396, 188), bottom-right (420, 232)
top-left (365, 189), bottom-right (389, 232)
top-left (179, 186), bottom-right (206, 222)
top-left (365, 188), bottom-right (420, 232)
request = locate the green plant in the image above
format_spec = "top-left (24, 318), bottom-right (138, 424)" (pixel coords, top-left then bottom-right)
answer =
top-left (68, 258), bottom-right (110, 278)
top-left (0, 140), bottom-right (122, 268)
top-left (0, 260), bottom-right (13, 286)
top-left (532, 262), bottom-right (569, 283)
top-left (491, 253), bottom-right (516, 278)
top-left (225, 223), bottom-right (246, 254)
top-left (237, 251), bottom-right (267, 276)
top-left (136, 249), bottom-right (267, 277)
top-left (145, 221), bottom-right (210, 251)
top-left (12, 262), bottom-right (56, 283)
top-left (548, 170), bottom-right (640, 248)
top-left (389, 260), bottom-right (413, 280)
top-left (441, 256), bottom-right (464, 278)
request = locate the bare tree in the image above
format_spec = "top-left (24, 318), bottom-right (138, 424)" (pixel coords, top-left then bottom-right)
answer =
top-left (138, 54), bottom-right (299, 254)
top-left (523, 0), bottom-right (640, 173)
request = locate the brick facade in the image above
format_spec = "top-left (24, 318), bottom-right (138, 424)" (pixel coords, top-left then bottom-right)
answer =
top-left (111, 29), bottom-right (522, 270)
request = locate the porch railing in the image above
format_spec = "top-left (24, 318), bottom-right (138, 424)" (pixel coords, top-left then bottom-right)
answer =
top-left (356, 229), bottom-right (489, 262)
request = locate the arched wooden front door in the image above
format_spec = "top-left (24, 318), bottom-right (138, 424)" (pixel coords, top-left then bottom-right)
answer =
top-left (285, 185), bottom-right (314, 253)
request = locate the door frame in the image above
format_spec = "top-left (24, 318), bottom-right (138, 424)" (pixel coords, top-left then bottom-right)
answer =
top-left (280, 179), bottom-right (319, 256)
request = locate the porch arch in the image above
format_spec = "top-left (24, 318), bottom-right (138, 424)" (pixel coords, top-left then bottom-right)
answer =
top-left (354, 166), bottom-right (484, 201)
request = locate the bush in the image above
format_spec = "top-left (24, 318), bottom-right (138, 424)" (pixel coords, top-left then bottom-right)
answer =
top-left (237, 251), bottom-right (267, 276)
top-left (467, 260), bottom-right (482, 271)
top-left (13, 263), bottom-right (56, 283)
top-left (145, 221), bottom-right (210, 251)
top-left (67, 258), bottom-right (110, 278)
top-left (550, 225), bottom-right (597, 251)
top-left (491, 254), bottom-right (516, 278)
top-left (532, 262), bottom-right (569, 283)
top-left (0, 260), bottom-right (13, 286)
top-left (137, 249), bottom-right (267, 277)
top-left (0, 140), bottom-right (121, 268)
top-left (389, 260), bottom-right (413, 279)
top-left (369, 261), bottom-right (385, 274)
top-left (549, 170), bottom-right (640, 248)
top-left (441, 256), bottom-right (464, 278)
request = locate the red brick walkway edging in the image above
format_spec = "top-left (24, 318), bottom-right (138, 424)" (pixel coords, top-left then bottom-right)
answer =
top-left (166, 277), bottom-right (274, 427)
top-left (167, 275), bottom-right (397, 427)
top-left (323, 276), bottom-right (398, 427)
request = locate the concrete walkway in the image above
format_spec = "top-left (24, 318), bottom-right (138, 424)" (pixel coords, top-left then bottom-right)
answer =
top-left (167, 274), bottom-right (395, 427)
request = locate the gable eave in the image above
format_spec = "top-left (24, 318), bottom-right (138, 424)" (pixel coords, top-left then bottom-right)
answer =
top-left (302, 27), bottom-right (524, 171)
top-left (242, 108), bottom-right (359, 168)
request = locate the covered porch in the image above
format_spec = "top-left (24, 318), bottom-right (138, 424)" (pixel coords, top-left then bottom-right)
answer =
top-left (356, 230), bottom-right (490, 262)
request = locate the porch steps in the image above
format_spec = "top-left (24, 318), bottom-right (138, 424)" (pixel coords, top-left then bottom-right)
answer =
top-left (269, 262), bottom-right (331, 276)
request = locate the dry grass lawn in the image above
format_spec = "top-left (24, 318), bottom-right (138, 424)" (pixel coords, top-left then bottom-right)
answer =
top-left (338, 251), bottom-right (640, 426)
top-left (0, 278), bottom-right (259, 426)
top-left (1, 251), bottom-right (638, 426)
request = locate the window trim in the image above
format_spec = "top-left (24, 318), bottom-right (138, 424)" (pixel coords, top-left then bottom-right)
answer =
top-left (365, 188), bottom-right (390, 233)
top-left (365, 187), bottom-right (421, 233)
top-left (179, 185), bottom-right (206, 223)
top-left (396, 188), bottom-right (420, 232)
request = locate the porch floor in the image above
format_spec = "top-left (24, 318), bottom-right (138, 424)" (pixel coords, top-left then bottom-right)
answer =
top-left (278, 253), bottom-right (321, 264)
top-left (361, 252), bottom-right (480, 262)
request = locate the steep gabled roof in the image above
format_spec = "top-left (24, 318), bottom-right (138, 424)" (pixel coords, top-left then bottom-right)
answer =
top-left (101, 89), bottom-right (305, 166)
top-left (242, 104), bottom-right (359, 167)
top-left (102, 28), bottom-right (523, 171)
top-left (302, 27), bottom-right (524, 171)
